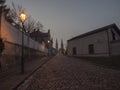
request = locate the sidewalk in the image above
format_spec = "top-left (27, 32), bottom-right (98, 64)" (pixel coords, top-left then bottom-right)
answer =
top-left (0, 56), bottom-right (50, 90)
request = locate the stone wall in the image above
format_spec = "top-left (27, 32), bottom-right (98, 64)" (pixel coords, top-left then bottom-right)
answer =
top-left (0, 41), bottom-right (43, 71)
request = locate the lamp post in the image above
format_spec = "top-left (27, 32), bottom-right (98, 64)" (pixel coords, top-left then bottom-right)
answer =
top-left (19, 11), bottom-right (26, 73)
top-left (48, 40), bottom-right (50, 56)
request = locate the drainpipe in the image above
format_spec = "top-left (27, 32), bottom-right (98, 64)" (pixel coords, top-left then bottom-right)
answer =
top-left (106, 30), bottom-right (111, 56)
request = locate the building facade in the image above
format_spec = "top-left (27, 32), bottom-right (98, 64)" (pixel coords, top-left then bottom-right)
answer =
top-left (67, 24), bottom-right (120, 57)
top-left (30, 29), bottom-right (50, 44)
top-left (30, 29), bottom-right (55, 56)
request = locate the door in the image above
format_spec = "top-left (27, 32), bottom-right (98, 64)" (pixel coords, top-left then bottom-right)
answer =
top-left (88, 44), bottom-right (94, 54)
top-left (73, 47), bottom-right (77, 55)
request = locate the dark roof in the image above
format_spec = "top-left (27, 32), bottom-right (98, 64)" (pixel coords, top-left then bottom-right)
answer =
top-left (68, 24), bottom-right (120, 42)
top-left (30, 30), bottom-right (49, 37)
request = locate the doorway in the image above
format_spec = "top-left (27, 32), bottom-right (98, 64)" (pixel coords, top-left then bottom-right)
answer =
top-left (73, 47), bottom-right (77, 55)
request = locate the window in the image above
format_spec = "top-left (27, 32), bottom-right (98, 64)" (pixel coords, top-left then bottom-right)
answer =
top-left (111, 31), bottom-right (116, 40)
top-left (73, 47), bottom-right (77, 55)
top-left (88, 44), bottom-right (94, 54)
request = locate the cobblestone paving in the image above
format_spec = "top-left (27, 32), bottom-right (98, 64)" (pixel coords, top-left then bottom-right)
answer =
top-left (23, 55), bottom-right (120, 90)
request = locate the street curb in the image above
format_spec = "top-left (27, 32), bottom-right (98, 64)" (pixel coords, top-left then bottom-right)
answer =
top-left (12, 57), bottom-right (51, 90)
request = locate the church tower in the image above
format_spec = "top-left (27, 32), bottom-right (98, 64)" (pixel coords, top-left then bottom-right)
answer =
top-left (55, 38), bottom-right (58, 51)
top-left (61, 39), bottom-right (64, 54)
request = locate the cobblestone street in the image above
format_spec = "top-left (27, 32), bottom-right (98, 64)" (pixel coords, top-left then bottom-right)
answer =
top-left (22, 55), bottom-right (120, 90)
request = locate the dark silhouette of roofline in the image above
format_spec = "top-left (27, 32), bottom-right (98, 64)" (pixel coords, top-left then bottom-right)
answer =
top-left (30, 30), bottom-right (49, 37)
top-left (68, 23), bottom-right (120, 42)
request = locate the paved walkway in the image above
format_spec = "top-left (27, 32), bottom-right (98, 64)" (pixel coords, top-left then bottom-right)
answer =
top-left (0, 56), bottom-right (50, 90)
top-left (20, 55), bottom-right (120, 90)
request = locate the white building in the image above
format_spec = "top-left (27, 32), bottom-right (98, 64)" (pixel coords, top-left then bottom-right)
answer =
top-left (67, 24), bottom-right (120, 57)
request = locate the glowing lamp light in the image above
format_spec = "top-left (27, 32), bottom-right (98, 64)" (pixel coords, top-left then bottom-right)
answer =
top-left (20, 12), bottom-right (26, 22)
top-left (48, 40), bottom-right (50, 44)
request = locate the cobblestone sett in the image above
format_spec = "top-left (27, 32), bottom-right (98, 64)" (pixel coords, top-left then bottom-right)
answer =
top-left (20, 56), bottom-right (120, 90)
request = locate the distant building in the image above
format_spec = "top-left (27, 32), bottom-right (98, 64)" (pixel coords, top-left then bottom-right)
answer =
top-left (30, 29), bottom-right (55, 55)
top-left (55, 39), bottom-right (58, 52)
top-left (67, 24), bottom-right (120, 57)
top-left (30, 29), bottom-right (51, 50)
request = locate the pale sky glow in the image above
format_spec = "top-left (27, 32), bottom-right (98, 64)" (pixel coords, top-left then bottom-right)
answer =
top-left (6, 0), bottom-right (120, 48)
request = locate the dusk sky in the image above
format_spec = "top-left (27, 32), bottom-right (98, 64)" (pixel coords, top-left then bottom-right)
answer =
top-left (6, 0), bottom-right (120, 48)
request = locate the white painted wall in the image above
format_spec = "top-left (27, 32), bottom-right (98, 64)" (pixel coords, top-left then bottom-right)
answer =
top-left (1, 15), bottom-right (45, 52)
top-left (110, 40), bottom-right (120, 55)
top-left (67, 27), bottom-right (120, 57)
top-left (67, 31), bottom-right (109, 56)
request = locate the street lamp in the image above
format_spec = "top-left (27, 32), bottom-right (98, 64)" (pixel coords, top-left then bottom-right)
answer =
top-left (48, 40), bottom-right (52, 56)
top-left (48, 40), bottom-right (50, 44)
top-left (48, 40), bottom-right (50, 56)
top-left (19, 11), bottom-right (26, 73)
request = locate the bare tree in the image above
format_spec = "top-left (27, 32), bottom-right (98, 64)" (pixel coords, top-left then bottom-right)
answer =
top-left (7, 1), bottom-right (44, 32)
top-left (8, 2), bottom-right (25, 23)
top-left (36, 21), bottom-right (44, 31)
top-left (24, 16), bottom-right (36, 33)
